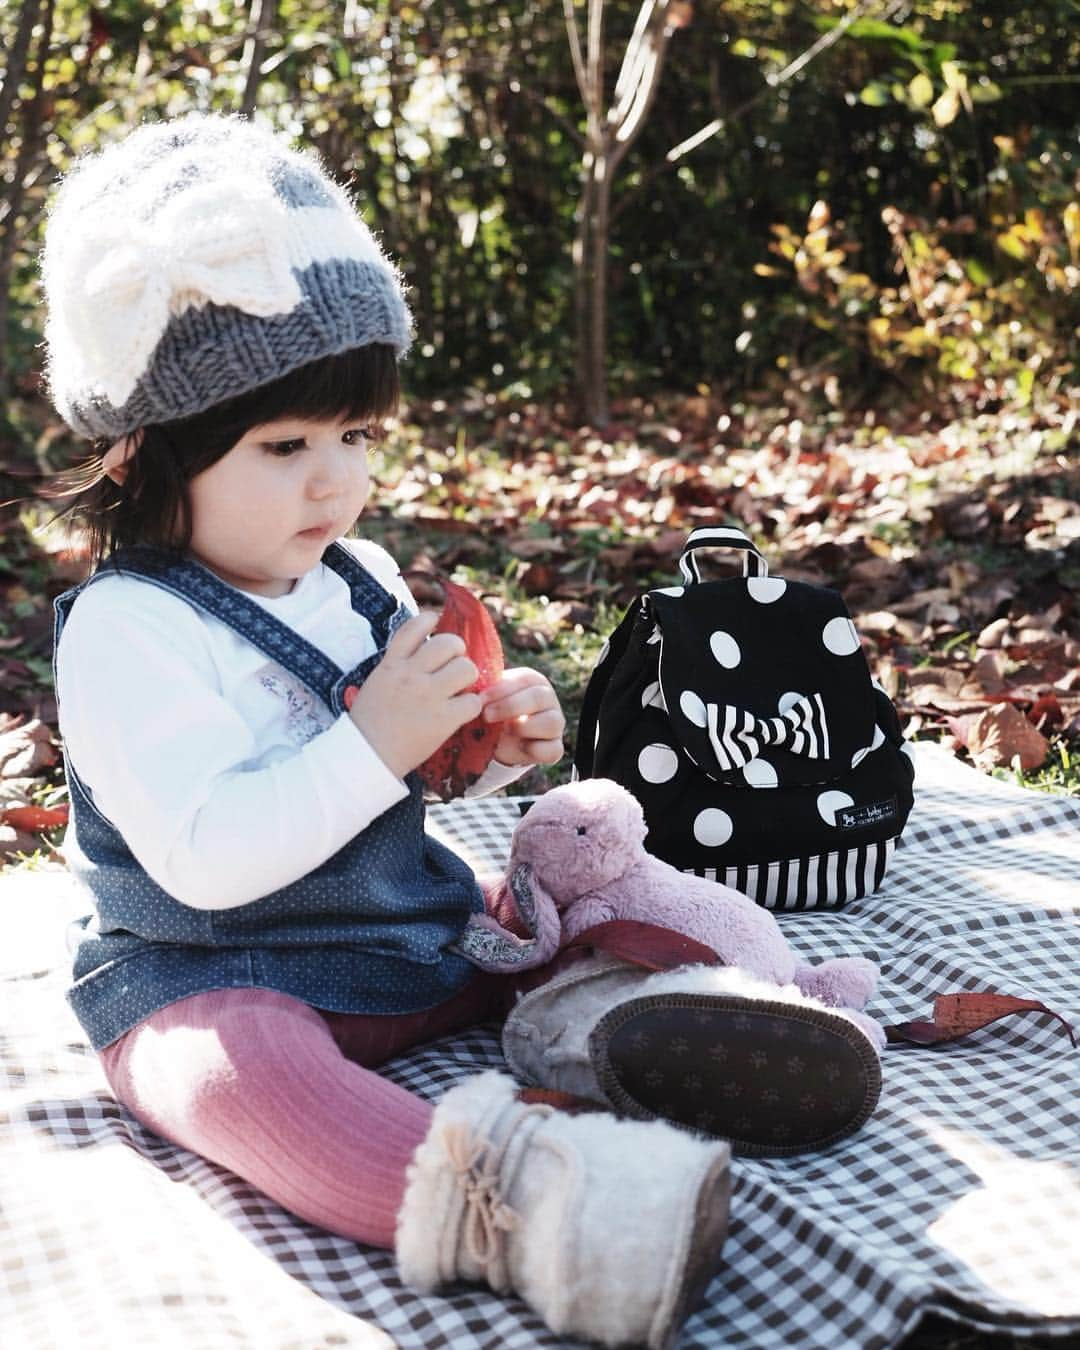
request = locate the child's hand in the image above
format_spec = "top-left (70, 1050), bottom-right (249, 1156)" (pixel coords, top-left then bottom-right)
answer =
top-left (481, 669), bottom-right (566, 768)
top-left (348, 611), bottom-right (483, 779)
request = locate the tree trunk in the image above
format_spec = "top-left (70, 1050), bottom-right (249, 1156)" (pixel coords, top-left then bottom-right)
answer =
top-left (573, 157), bottom-right (594, 411)
top-left (0, 0), bottom-right (52, 404)
top-left (414, 171), bottom-right (436, 354)
top-left (584, 153), bottom-right (611, 426)
top-left (0, 0), bottom-right (42, 148)
top-left (563, 0), bottom-right (681, 427)
top-left (240, 0), bottom-right (275, 116)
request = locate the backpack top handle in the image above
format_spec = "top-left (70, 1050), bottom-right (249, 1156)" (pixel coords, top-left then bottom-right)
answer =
top-left (677, 526), bottom-right (769, 583)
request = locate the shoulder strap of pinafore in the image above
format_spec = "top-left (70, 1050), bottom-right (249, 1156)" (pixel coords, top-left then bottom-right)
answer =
top-left (55, 544), bottom-right (408, 716)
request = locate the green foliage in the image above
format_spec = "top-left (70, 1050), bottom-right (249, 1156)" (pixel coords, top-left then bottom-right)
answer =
top-left (755, 129), bottom-right (1078, 411)
top-left (992, 738), bottom-right (1080, 796)
top-left (0, 0), bottom-right (1076, 406)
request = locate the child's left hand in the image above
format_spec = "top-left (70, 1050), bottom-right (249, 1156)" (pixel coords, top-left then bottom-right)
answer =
top-left (481, 668), bottom-right (565, 768)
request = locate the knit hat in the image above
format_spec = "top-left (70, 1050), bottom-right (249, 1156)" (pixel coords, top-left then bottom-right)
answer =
top-left (41, 113), bottom-right (412, 441)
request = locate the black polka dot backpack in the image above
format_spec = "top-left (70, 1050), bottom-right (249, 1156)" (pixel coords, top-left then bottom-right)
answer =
top-left (573, 525), bottom-right (916, 910)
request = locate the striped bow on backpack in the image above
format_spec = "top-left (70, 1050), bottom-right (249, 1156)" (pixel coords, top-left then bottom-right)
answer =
top-left (573, 526), bottom-right (916, 911)
top-left (699, 689), bottom-right (831, 771)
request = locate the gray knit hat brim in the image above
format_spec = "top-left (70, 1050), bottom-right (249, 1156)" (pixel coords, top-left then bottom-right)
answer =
top-left (68, 256), bottom-right (412, 441)
top-left (42, 114), bottom-right (413, 440)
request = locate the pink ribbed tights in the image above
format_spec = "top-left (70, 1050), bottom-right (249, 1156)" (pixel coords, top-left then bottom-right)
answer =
top-left (99, 975), bottom-right (508, 1250)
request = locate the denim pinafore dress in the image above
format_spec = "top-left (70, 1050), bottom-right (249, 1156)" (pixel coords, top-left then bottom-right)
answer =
top-left (53, 544), bottom-right (484, 1051)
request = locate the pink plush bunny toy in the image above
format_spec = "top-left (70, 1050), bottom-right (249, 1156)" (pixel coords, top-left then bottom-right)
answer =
top-left (455, 777), bottom-right (884, 1047)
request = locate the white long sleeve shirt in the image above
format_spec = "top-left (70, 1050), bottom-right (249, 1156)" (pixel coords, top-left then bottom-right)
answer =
top-left (55, 539), bottom-right (522, 910)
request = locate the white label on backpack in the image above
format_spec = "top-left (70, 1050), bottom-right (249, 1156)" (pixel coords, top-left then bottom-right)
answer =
top-left (837, 798), bottom-right (898, 830)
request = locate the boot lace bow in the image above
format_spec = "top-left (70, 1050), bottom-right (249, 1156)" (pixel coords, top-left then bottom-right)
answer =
top-left (444, 1123), bottom-right (520, 1270)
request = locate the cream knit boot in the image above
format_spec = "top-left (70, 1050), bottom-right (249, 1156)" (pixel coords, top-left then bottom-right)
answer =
top-left (502, 955), bottom-right (883, 1156)
top-left (396, 1070), bottom-right (730, 1349)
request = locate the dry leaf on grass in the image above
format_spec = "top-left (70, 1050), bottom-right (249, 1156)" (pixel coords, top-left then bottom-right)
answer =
top-left (0, 718), bottom-right (59, 779)
top-left (965, 703), bottom-right (1049, 772)
top-left (973, 650), bottom-right (1009, 693)
top-left (0, 823), bottom-right (42, 857)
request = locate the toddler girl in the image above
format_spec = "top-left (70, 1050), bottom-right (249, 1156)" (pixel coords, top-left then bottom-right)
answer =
top-left (43, 114), bottom-right (730, 1348)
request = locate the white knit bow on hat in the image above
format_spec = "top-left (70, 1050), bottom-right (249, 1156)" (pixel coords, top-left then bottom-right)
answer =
top-left (54, 178), bottom-right (303, 410)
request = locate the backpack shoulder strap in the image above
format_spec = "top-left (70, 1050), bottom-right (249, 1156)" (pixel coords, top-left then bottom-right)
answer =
top-left (573, 599), bottom-right (644, 779)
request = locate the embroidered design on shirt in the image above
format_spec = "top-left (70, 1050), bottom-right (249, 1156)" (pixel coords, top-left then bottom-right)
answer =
top-left (259, 672), bottom-right (330, 745)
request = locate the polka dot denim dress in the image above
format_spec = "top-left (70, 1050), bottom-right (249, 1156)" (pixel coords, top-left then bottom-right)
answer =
top-left (53, 545), bottom-right (484, 1052)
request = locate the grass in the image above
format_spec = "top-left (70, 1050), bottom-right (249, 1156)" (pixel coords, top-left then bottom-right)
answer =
top-left (991, 737), bottom-right (1077, 794)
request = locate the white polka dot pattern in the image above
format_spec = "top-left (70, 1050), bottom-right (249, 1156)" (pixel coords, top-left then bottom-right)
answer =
top-left (709, 630), bottom-right (741, 669)
top-left (693, 807), bottom-right (733, 847)
top-left (680, 689), bottom-right (707, 727)
top-left (743, 758), bottom-right (779, 788)
top-left (747, 576), bottom-right (787, 604)
top-left (641, 681), bottom-right (665, 710)
top-left (822, 616), bottom-right (861, 656)
top-left (578, 534), bottom-right (917, 910)
top-left (817, 790), bottom-right (855, 825)
top-left (638, 743), bottom-right (680, 784)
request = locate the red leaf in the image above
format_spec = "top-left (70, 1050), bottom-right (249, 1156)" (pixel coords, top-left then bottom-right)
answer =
top-left (411, 575), bottom-right (505, 801)
top-left (1028, 691), bottom-right (1062, 728)
top-left (1, 804), bottom-right (69, 831)
top-left (887, 993), bottom-right (1076, 1048)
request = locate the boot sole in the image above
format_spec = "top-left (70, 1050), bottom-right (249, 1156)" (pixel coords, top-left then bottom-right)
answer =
top-left (590, 993), bottom-right (882, 1156)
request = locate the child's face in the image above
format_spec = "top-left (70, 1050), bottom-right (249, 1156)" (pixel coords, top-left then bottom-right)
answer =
top-left (186, 415), bottom-right (373, 596)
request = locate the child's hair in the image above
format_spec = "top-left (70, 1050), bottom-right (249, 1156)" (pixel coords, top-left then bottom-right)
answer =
top-left (40, 113), bottom-right (413, 556)
top-left (52, 343), bottom-right (399, 569)
top-left (37, 117), bottom-right (413, 575)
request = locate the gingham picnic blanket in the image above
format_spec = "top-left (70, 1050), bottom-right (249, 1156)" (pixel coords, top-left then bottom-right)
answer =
top-left (2, 743), bottom-right (1079, 1350)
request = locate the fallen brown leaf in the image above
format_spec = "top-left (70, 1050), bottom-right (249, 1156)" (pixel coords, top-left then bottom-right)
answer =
top-left (966, 703), bottom-right (1049, 772)
top-left (890, 587), bottom-right (953, 616)
top-left (0, 718), bottom-right (58, 779)
top-left (517, 562), bottom-right (561, 596)
top-left (0, 822), bottom-right (41, 858)
top-left (976, 617), bottom-right (1012, 649)
top-left (973, 650), bottom-right (1009, 693)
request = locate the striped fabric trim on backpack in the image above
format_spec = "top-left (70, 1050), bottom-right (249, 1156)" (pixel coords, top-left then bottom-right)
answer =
top-left (687, 838), bottom-right (898, 910)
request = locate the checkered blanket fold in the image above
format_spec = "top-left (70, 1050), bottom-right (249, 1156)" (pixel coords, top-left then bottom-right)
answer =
top-left (2, 744), bottom-right (1078, 1349)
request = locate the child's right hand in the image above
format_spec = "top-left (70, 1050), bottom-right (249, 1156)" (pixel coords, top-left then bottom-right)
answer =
top-left (346, 611), bottom-right (483, 780)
